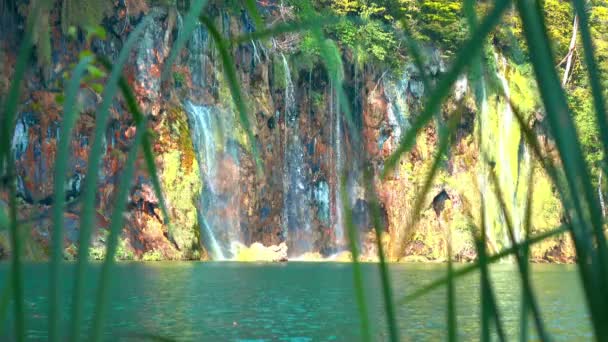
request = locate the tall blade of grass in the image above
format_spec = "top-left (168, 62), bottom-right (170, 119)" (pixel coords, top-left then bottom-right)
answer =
top-left (0, 274), bottom-right (11, 337)
top-left (475, 236), bottom-right (507, 342)
top-left (447, 243), bottom-right (457, 342)
top-left (70, 17), bottom-right (152, 342)
top-left (572, 0), bottom-right (608, 176)
top-left (461, 3), bottom-right (497, 339)
top-left (515, 0), bottom-right (608, 334)
top-left (478, 203), bottom-right (491, 342)
top-left (0, 0), bottom-right (42, 171)
top-left (463, 0), bottom-right (486, 145)
top-left (400, 225), bottom-right (569, 303)
top-left (363, 168), bottom-right (398, 342)
top-left (509, 101), bottom-right (559, 188)
top-left (199, 15), bottom-right (262, 173)
top-left (49, 56), bottom-right (92, 342)
top-left (537, 0), bottom-right (607, 284)
top-left (520, 169), bottom-right (534, 342)
top-left (489, 168), bottom-right (549, 340)
top-left (297, 19), bottom-right (378, 338)
top-left (460, 7), bottom-right (500, 338)
top-left (6, 157), bottom-right (22, 342)
top-left (92, 58), bottom-right (175, 335)
top-left (90, 120), bottom-right (145, 342)
top-left (381, 0), bottom-right (511, 178)
top-left (341, 175), bottom-right (371, 342)
top-left (161, 0), bottom-right (208, 82)
top-left (0, 2), bottom-right (45, 340)
top-left (511, 98), bottom-right (599, 309)
top-left (0, 206), bottom-right (7, 229)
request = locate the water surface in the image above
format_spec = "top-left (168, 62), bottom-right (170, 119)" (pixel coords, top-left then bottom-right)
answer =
top-left (0, 262), bottom-right (591, 340)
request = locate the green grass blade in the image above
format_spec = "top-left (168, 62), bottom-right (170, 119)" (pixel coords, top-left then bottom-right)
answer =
top-left (0, 206), bottom-right (7, 229)
top-left (475, 198), bottom-right (506, 342)
top-left (98, 57), bottom-right (173, 235)
top-left (90, 120), bottom-right (145, 342)
top-left (447, 246), bottom-right (457, 342)
top-left (0, 2), bottom-right (46, 340)
top-left (6, 156), bottom-right (23, 342)
top-left (515, 1), bottom-right (608, 335)
top-left (476, 236), bottom-right (507, 342)
top-left (489, 168), bottom-right (550, 341)
top-left (0, 279), bottom-right (11, 337)
top-left (400, 225), bottom-right (569, 304)
top-left (519, 0), bottom-right (608, 278)
top-left (0, 0), bottom-right (42, 172)
top-left (572, 0), bottom-right (608, 177)
top-left (363, 169), bottom-right (399, 342)
top-left (510, 84), bottom-right (600, 333)
top-left (341, 175), bottom-right (371, 342)
top-left (70, 16), bottom-right (152, 342)
top-left (478, 203), bottom-right (491, 342)
top-left (381, 0), bottom-right (511, 178)
top-left (520, 169), bottom-right (534, 342)
top-left (50, 56), bottom-right (92, 342)
top-left (161, 0), bottom-right (208, 82)
top-left (199, 15), bottom-right (262, 174)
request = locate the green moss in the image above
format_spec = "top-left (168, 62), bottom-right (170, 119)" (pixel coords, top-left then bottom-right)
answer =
top-left (142, 249), bottom-right (164, 261)
top-left (272, 56), bottom-right (287, 90)
top-left (115, 238), bottom-right (135, 261)
top-left (158, 107), bottom-right (203, 257)
top-left (61, 0), bottom-right (113, 33)
top-left (89, 245), bottom-right (106, 261)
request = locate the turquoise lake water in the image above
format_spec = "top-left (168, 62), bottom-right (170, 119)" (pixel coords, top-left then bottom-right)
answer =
top-left (0, 262), bottom-right (591, 340)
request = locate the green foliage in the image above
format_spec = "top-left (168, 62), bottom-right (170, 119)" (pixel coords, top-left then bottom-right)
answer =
top-left (88, 245), bottom-right (106, 260)
top-left (570, 86), bottom-right (603, 172)
top-left (142, 250), bottom-right (164, 261)
top-left (173, 71), bottom-right (186, 87)
top-left (115, 238), bottom-right (135, 261)
top-left (408, 0), bottom-right (467, 53)
top-left (271, 55), bottom-right (287, 89)
top-left (60, 0), bottom-right (112, 34)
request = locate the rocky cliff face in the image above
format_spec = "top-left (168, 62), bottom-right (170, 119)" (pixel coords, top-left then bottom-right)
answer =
top-left (0, 2), bottom-right (574, 262)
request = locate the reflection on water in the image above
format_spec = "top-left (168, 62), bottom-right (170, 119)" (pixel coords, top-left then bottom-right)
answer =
top-left (0, 263), bottom-right (591, 340)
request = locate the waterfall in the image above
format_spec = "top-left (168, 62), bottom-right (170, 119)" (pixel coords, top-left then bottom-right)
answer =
top-left (188, 24), bottom-right (209, 89)
top-left (382, 69), bottom-right (414, 176)
top-left (11, 118), bottom-right (28, 159)
top-left (281, 54), bottom-right (313, 255)
top-left (332, 80), bottom-right (345, 245)
top-left (495, 53), bottom-right (530, 244)
top-left (185, 101), bottom-right (242, 260)
top-left (478, 52), bottom-right (531, 251)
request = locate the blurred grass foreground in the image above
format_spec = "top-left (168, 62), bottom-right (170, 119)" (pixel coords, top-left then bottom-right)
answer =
top-left (1, 0), bottom-right (608, 340)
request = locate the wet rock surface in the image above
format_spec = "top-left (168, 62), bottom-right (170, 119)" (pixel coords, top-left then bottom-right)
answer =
top-left (0, 2), bottom-right (572, 262)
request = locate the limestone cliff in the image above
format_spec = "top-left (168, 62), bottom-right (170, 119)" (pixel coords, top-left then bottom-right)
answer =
top-left (0, 1), bottom-right (573, 262)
